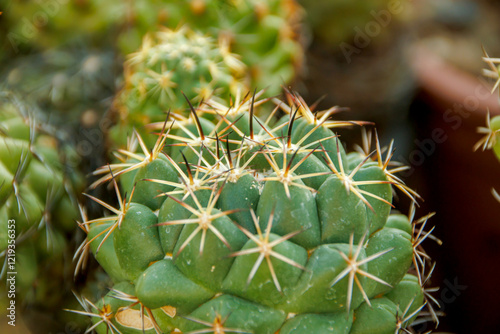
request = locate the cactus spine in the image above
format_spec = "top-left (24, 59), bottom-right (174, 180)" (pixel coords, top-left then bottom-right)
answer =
top-left (476, 49), bottom-right (500, 202)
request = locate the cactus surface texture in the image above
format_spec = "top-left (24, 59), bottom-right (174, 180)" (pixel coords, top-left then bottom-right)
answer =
top-left (476, 48), bottom-right (500, 162)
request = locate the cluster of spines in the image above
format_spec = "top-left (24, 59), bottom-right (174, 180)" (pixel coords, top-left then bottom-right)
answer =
top-left (110, 26), bottom-right (248, 149)
top-left (72, 90), bottom-right (440, 333)
top-left (476, 47), bottom-right (500, 202)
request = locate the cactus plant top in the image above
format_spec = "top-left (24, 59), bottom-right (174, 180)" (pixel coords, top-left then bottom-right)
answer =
top-left (0, 92), bottom-right (89, 328)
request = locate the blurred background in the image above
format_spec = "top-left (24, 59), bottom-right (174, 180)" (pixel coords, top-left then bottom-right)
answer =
top-left (1, 0), bottom-right (500, 333)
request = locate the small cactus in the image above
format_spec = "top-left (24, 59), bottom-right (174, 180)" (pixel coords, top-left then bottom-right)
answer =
top-left (477, 48), bottom-right (500, 202)
top-left (73, 89), bottom-right (438, 333)
top-left (475, 112), bottom-right (500, 163)
top-left (129, 0), bottom-right (304, 96)
top-left (2, 0), bottom-right (123, 52)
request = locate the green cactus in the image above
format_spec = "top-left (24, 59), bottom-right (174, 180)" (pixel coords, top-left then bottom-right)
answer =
top-left (109, 26), bottom-right (247, 149)
top-left (71, 90), bottom-right (438, 333)
top-left (475, 47), bottom-right (500, 161)
top-left (475, 112), bottom-right (500, 163)
top-left (3, 48), bottom-right (117, 121)
top-left (0, 92), bottom-right (93, 329)
top-left (476, 49), bottom-right (500, 202)
top-left (475, 112), bottom-right (500, 202)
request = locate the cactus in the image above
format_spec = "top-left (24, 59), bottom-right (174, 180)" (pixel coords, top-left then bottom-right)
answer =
top-left (477, 48), bottom-right (500, 162)
top-left (117, 0), bottom-right (304, 96)
top-left (109, 26), bottom-right (247, 149)
top-left (0, 92), bottom-right (94, 329)
top-left (475, 112), bottom-right (500, 163)
top-left (2, 48), bottom-right (118, 124)
top-left (71, 89), bottom-right (438, 333)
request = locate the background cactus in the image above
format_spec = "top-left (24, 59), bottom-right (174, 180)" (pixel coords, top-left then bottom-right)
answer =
top-left (120, 0), bottom-right (304, 96)
top-left (72, 90), bottom-right (438, 333)
top-left (0, 92), bottom-right (98, 330)
top-left (476, 49), bottom-right (500, 203)
top-left (109, 26), bottom-right (248, 149)
top-left (475, 113), bottom-right (500, 162)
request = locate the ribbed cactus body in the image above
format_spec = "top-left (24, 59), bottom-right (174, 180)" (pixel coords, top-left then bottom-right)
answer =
top-left (0, 93), bottom-right (87, 324)
top-left (110, 27), bottom-right (246, 149)
top-left (0, 96), bottom-right (81, 243)
top-left (78, 91), bottom-right (434, 333)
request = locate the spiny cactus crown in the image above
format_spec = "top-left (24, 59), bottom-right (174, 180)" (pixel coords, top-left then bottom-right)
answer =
top-left (110, 27), bottom-right (246, 148)
top-left (72, 90), bottom-right (439, 334)
top-left (143, 0), bottom-right (304, 95)
top-left (0, 92), bottom-right (82, 310)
